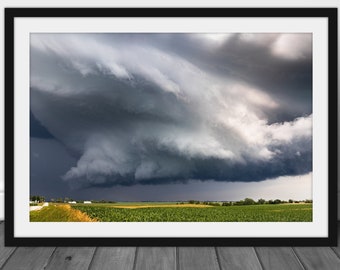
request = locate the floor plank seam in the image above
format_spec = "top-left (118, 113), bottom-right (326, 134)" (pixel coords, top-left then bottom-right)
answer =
top-left (42, 246), bottom-right (58, 270)
top-left (253, 247), bottom-right (265, 270)
top-left (291, 248), bottom-right (307, 270)
top-left (214, 247), bottom-right (223, 270)
top-left (86, 247), bottom-right (98, 270)
top-left (175, 246), bottom-right (179, 270)
top-left (0, 247), bottom-right (18, 270)
top-left (132, 246), bottom-right (139, 270)
top-left (330, 247), bottom-right (340, 260)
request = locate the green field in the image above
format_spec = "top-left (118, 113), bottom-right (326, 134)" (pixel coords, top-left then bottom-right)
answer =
top-left (68, 203), bottom-right (312, 222)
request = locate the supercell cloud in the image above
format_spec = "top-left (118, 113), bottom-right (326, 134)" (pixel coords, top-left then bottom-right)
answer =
top-left (30, 33), bottom-right (312, 189)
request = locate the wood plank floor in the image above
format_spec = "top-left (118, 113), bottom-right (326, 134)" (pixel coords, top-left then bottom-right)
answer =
top-left (0, 222), bottom-right (339, 270)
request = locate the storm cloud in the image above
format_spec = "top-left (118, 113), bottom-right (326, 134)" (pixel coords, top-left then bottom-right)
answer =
top-left (30, 33), bottom-right (312, 189)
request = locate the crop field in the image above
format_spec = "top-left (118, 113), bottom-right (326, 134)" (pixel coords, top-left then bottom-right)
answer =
top-left (68, 203), bottom-right (312, 222)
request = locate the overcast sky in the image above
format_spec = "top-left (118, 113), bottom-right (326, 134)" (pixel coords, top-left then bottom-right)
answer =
top-left (30, 33), bottom-right (312, 201)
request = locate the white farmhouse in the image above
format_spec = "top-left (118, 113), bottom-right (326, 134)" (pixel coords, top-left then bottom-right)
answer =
top-left (83, 201), bottom-right (92, 204)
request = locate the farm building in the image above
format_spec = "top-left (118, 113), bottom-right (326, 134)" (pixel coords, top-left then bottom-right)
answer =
top-left (84, 201), bottom-right (92, 204)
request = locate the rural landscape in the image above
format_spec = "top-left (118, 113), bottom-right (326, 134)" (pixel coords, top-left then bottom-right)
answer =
top-left (30, 197), bottom-right (312, 222)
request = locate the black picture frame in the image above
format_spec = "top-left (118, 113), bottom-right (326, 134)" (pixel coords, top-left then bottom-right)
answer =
top-left (5, 7), bottom-right (338, 246)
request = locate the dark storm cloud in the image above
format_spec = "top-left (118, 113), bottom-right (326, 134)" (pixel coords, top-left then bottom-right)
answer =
top-left (142, 33), bottom-right (312, 123)
top-left (30, 33), bottom-right (312, 189)
top-left (99, 33), bottom-right (312, 123)
top-left (30, 138), bottom-right (77, 198)
top-left (208, 34), bottom-right (312, 123)
top-left (30, 111), bottom-right (54, 138)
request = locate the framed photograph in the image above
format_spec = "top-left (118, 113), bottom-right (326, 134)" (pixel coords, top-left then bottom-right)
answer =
top-left (5, 8), bottom-right (337, 246)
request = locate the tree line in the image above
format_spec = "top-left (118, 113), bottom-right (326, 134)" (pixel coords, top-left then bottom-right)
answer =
top-left (32, 197), bottom-right (117, 204)
top-left (30, 195), bottom-right (45, 203)
top-left (183, 198), bottom-right (312, 206)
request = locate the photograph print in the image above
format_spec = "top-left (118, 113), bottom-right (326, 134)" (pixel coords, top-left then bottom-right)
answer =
top-left (30, 33), bottom-right (313, 223)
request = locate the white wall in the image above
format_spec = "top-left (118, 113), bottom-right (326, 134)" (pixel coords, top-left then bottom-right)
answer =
top-left (0, 0), bottom-right (339, 220)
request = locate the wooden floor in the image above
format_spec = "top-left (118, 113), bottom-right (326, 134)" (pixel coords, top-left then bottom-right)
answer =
top-left (0, 222), bottom-right (340, 270)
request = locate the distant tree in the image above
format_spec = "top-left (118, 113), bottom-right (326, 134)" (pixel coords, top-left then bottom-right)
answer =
top-left (273, 199), bottom-right (281, 204)
top-left (243, 198), bottom-right (256, 205)
top-left (288, 199), bottom-right (293, 203)
top-left (257, 198), bottom-right (266, 205)
top-left (30, 195), bottom-right (45, 203)
top-left (188, 200), bottom-right (200, 204)
top-left (222, 202), bottom-right (232, 206)
top-left (234, 200), bottom-right (244, 205)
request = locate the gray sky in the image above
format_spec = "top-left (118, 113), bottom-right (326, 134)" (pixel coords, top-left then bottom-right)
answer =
top-left (30, 33), bottom-right (312, 201)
